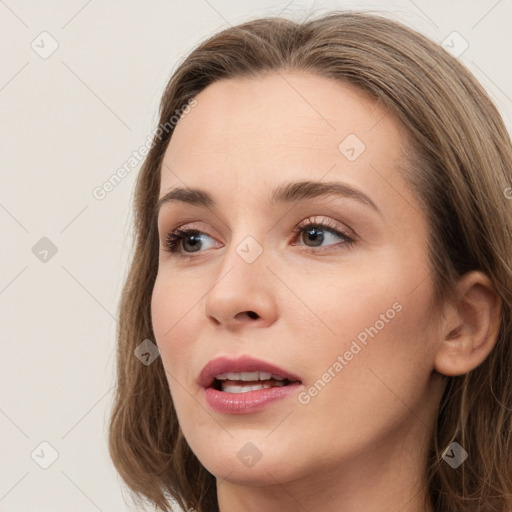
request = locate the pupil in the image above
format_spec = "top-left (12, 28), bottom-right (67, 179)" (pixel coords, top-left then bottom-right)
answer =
top-left (304, 227), bottom-right (324, 247)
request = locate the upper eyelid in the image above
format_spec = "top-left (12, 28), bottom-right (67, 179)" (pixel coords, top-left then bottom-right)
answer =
top-left (165, 216), bottom-right (342, 232)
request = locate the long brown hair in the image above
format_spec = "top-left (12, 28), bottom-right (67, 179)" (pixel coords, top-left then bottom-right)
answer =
top-left (108, 11), bottom-right (512, 512)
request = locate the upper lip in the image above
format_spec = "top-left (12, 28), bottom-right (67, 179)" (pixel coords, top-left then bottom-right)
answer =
top-left (198, 355), bottom-right (302, 388)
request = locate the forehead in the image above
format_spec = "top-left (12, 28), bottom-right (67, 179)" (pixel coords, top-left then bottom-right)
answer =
top-left (159, 71), bottom-right (414, 219)
top-left (165, 71), bottom-right (392, 160)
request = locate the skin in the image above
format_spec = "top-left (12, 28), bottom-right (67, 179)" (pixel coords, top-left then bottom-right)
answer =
top-left (150, 71), bottom-right (501, 512)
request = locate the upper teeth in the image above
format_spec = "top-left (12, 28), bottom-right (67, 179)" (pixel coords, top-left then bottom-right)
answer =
top-left (215, 371), bottom-right (286, 381)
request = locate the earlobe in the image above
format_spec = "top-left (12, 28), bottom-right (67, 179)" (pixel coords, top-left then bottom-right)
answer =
top-left (434, 271), bottom-right (502, 377)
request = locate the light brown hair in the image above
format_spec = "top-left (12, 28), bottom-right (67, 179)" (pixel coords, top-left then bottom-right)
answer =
top-left (108, 10), bottom-right (512, 512)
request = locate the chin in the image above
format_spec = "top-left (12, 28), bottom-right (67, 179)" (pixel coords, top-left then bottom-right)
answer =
top-left (185, 432), bottom-right (307, 486)
top-left (202, 454), bottom-right (304, 488)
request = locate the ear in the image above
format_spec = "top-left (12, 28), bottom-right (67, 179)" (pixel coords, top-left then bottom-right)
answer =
top-left (434, 271), bottom-right (502, 376)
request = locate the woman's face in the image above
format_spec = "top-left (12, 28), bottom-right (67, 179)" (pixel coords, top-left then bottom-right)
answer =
top-left (151, 72), bottom-right (446, 490)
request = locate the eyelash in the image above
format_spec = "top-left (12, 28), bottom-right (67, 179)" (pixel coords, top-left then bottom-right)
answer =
top-left (162, 216), bottom-right (356, 258)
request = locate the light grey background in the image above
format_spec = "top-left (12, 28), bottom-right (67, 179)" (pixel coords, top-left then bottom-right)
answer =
top-left (1, 1), bottom-right (510, 511)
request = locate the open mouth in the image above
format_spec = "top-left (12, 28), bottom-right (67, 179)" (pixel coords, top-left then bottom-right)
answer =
top-left (199, 357), bottom-right (303, 413)
top-left (211, 371), bottom-right (297, 393)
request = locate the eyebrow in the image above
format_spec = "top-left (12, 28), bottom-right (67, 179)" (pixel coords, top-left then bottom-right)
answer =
top-left (155, 180), bottom-right (381, 217)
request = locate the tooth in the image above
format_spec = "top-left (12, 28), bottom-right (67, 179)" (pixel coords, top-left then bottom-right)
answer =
top-left (239, 371), bottom-right (259, 381)
top-left (222, 382), bottom-right (243, 393)
top-left (246, 384), bottom-right (261, 392)
top-left (221, 382), bottom-right (274, 393)
top-left (217, 371), bottom-right (289, 383)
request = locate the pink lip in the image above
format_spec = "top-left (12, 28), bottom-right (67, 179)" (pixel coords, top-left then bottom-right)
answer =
top-left (198, 355), bottom-right (303, 415)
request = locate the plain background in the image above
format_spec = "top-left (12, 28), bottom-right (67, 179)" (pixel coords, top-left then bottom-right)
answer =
top-left (1, 1), bottom-right (511, 511)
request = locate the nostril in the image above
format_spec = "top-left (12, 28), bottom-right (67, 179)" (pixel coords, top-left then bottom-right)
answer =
top-left (246, 311), bottom-right (258, 319)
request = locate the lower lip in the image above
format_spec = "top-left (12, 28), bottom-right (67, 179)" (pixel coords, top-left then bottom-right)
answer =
top-left (203, 383), bottom-right (302, 414)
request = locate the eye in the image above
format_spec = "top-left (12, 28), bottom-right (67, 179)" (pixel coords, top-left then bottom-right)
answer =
top-left (161, 216), bottom-right (356, 258)
top-left (291, 216), bottom-right (356, 252)
top-left (162, 227), bottom-right (218, 256)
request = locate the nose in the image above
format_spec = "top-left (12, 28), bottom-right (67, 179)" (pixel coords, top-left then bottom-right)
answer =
top-left (203, 237), bottom-right (279, 330)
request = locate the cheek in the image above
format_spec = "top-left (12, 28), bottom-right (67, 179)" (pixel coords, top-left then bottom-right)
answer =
top-left (282, 264), bottom-right (405, 353)
top-left (150, 275), bottom-right (208, 436)
top-left (287, 252), bottom-right (437, 390)
top-left (296, 261), bottom-right (437, 424)
top-left (150, 274), bottom-right (199, 376)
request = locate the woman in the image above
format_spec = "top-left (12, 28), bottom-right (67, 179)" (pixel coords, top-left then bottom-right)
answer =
top-left (108, 10), bottom-right (512, 512)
